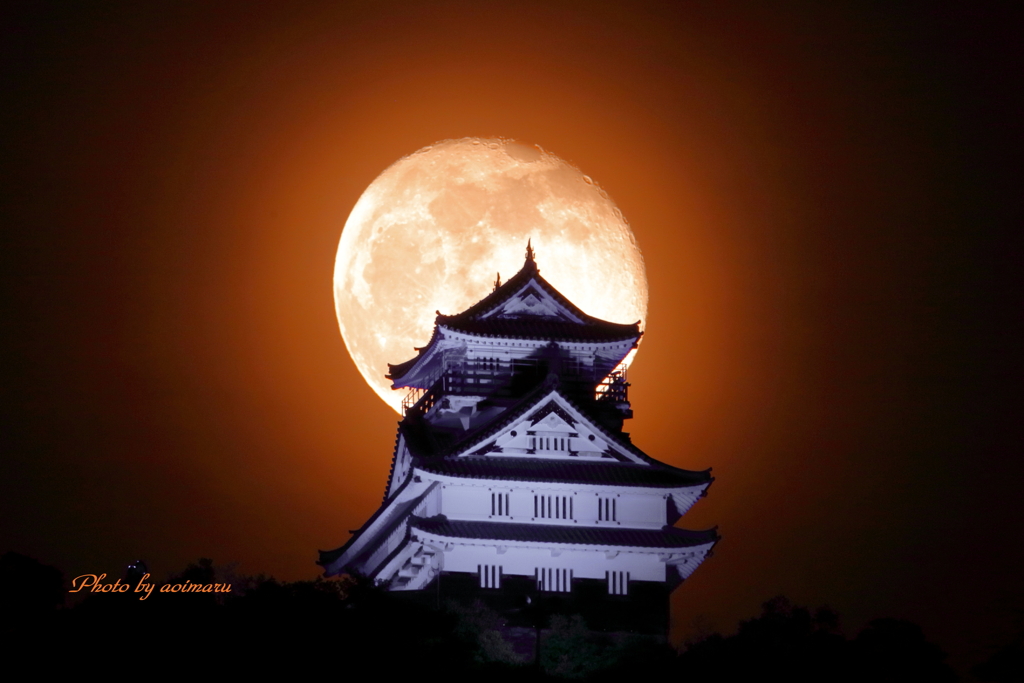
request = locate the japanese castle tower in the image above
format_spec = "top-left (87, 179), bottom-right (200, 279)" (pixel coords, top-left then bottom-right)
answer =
top-left (320, 244), bottom-right (717, 633)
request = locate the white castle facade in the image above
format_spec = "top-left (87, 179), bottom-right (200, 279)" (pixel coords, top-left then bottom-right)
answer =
top-left (320, 245), bottom-right (717, 633)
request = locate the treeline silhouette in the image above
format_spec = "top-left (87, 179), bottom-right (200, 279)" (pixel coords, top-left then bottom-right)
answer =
top-left (2, 551), bottom-right (1019, 680)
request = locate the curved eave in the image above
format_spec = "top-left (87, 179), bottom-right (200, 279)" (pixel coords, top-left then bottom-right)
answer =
top-left (386, 326), bottom-right (443, 383)
top-left (388, 326), bottom-right (639, 390)
top-left (435, 324), bottom-right (640, 351)
top-left (439, 319), bottom-right (640, 344)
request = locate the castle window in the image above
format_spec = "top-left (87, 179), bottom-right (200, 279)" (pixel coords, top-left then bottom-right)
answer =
top-left (607, 570), bottom-right (629, 595)
top-left (536, 567), bottom-right (572, 593)
top-left (479, 564), bottom-right (502, 589)
top-left (491, 492), bottom-right (510, 517)
top-left (529, 435), bottom-right (569, 452)
top-left (534, 494), bottom-right (573, 520)
top-left (598, 497), bottom-right (617, 522)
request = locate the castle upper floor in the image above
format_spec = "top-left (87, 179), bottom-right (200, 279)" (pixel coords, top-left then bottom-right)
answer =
top-left (386, 245), bottom-right (641, 424)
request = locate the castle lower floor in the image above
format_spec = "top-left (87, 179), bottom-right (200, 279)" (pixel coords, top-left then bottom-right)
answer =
top-left (396, 571), bottom-right (672, 635)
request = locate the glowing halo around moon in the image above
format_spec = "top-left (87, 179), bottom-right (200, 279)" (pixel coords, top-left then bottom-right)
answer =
top-left (334, 137), bottom-right (648, 413)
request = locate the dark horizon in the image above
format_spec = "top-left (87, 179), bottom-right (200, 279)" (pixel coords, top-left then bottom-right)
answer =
top-left (2, 1), bottom-right (1020, 674)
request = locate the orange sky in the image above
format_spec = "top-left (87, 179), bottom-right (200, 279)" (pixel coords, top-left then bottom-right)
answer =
top-left (3, 1), bottom-right (1020, 670)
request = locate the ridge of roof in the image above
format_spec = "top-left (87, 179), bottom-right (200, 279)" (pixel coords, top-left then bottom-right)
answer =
top-left (436, 249), bottom-right (541, 322)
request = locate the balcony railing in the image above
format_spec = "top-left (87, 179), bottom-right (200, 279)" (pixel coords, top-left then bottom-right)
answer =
top-left (402, 361), bottom-right (630, 417)
top-left (596, 369), bottom-right (629, 404)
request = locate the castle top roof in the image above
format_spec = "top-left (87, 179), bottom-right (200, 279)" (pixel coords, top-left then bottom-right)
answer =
top-left (387, 244), bottom-right (641, 383)
top-left (436, 242), bottom-right (638, 329)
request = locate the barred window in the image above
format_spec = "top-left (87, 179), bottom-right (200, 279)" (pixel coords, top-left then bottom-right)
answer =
top-left (607, 570), bottom-right (630, 595)
top-left (490, 491), bottom-right (510, 517)
top-left (534, 494), bottom-right (573, 520)
top-left (598, 497), bottom-right (617, 522)
top-left (479, 564), bottom-right (502, 589)
top-left (536, 567), bottom-right (572, 593)
top-left (528, 436), bottom-right (569, 451)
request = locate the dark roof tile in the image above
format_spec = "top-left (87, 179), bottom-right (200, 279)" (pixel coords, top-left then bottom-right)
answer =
top-left (416, 456), bottom-right (711, 488)
top-left (441, 318), bottom-right (639, 342)
top-left (410, 515), bottom-right (719, 549)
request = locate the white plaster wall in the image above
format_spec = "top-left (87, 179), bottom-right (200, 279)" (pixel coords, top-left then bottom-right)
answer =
top-left (616, 492), bottom-right (666, 528)
top-left (435, 543), bottom-right (667, 582)
top-left (440, 483), bottom-right (492, 519)
top-left (436, 480), bottom-right (676, 529)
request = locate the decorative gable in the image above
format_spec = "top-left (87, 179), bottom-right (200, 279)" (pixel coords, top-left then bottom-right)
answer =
top-left (478, 281), bottom-right (584, 322)
top-left (454, 390), bottom-right (646, 464)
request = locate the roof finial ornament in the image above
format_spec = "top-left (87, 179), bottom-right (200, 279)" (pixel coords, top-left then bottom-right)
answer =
top-left (493, 272), bottom-right (502, 290)
top-left (525, 238), bottom-right (535, 263)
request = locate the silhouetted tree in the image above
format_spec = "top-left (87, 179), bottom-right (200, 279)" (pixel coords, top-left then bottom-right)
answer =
top-left (1, 554), bottom-right (971, 682)
top-left (973, 609), bottom-right (1024, 683)
top-left (973, 637), bottom-right (1024, 682)
top-left (0, 551), bottom-right (64, 633)
top-left (540, 614), bottom-right (616, 678)
top-left (677, 596), bottom-right (958, 683)
top-left (677, 596), bottom-right (849, 682)
top-left (446, 599), bottom-right (524, 665)
top-left (851, 617), bottom-right (957, 682)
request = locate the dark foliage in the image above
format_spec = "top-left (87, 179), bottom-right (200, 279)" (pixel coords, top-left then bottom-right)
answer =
top-left (676, 596), bottom-right (957, 683)
top-left (1, 555), bottom-right (962, 680)
top-left (972, 620), bottom-right (1024, 683)
top-left (852, 617), bottom-right (958, 682)
top-left (677, 596), bottom-right (851, 682)
top-left (0, 552), bottom-right (64, 610)
top-left (0, 555), bottom-right (514, 677)
top-left (0, 552), bottom-right (64, 638)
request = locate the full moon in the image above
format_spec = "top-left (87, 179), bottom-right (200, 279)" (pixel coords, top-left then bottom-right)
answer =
top-left (334, 137), bottom-right (648, 413)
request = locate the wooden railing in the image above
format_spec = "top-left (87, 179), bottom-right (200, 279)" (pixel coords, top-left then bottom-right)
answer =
top-left (402, 361), bottom-right (630, 416)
